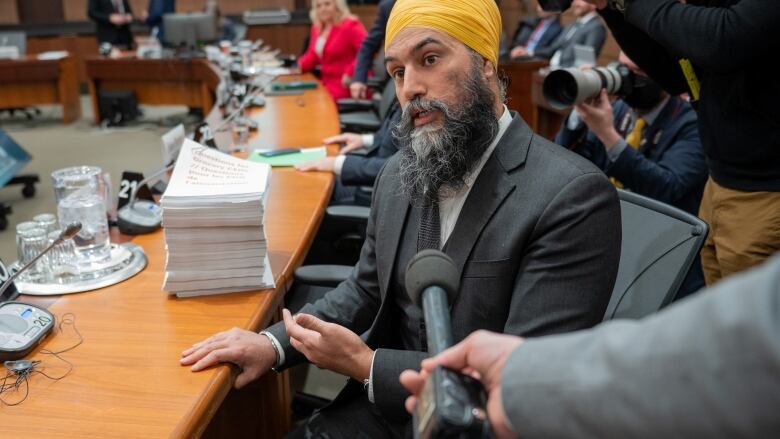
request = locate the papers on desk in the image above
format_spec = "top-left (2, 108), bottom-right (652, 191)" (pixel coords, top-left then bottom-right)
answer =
top-left (36, 51), bottom-right (69, 60)
top-left (161, 139), bottom-right (274, 297)
top-left (261, 66), bottom-right (297, 76)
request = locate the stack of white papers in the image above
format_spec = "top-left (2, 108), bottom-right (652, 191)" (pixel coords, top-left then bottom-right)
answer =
top-left (161, 139), bottom-right (274, 297)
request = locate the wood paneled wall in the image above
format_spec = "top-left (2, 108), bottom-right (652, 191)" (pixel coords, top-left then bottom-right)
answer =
top-left (0, 0), bottom-right (19, 24)
top-left (5, 0), bottom-right (298, 24)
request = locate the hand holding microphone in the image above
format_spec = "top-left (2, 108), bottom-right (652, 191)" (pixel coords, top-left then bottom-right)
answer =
top-left (404, 249), bottom-right (492, 439)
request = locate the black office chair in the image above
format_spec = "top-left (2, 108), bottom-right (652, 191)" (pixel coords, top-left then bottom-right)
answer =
top-left (0, 129), bottom-right (39, 231)
top-left (337, 80), bottom-right (396, 132)
top-left (603, 189), bottom-right (708, 320)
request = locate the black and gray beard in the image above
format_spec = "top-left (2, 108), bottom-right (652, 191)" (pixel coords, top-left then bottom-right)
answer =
top-left (394, 61), bottom-right (499, 206)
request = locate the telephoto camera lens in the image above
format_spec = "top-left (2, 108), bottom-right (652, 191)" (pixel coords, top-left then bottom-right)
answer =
top-left (542, 64), bottom-right (633, 109)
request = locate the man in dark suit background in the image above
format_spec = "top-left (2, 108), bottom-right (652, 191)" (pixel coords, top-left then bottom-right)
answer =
top-left (349, 0), bottom-right (395, 99)
top-left (555, 51), bottom-right (708, 298)
top-left (181, 0), bottom-right (621, 436)
top-left (295, 100), bottom-right (401, 206)
top-left (509, 4), bottom-right (563, 60)
top-left (533, 0), bottom-right (606, 67)
top-left (88, 0), bottom-right (134, 49)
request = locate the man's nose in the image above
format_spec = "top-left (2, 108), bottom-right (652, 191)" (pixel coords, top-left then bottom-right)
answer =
top-left (400, 68), bottom-right (426, 103)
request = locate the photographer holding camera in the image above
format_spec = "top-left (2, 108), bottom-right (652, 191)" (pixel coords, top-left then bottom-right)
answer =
top-left (554, 51), bottom-right (708, 298)
top-left (580, 0), bottom-right (780, 286)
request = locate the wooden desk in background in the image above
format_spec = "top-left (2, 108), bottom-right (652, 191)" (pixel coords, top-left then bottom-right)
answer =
top-left (84, 56), bottom-right (222, 124)
top-left (0, 55), bottom-right (81, 123)
top-left (500, 59), bottom-right (549, 131)
top-left (0, 74), bottom-right (340, 439)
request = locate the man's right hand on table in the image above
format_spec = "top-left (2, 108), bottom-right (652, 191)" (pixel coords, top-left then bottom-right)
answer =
top-left (180, 328), bottom-right (277, 388)
top-left (323, 133), bottom-right (365, 155)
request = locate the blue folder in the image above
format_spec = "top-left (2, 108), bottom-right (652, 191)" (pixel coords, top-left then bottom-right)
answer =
top-left (0, 128), bottom-right (31, 188)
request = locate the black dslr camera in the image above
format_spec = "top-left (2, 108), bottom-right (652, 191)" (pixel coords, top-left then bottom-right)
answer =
top-left (413, 366), bottom-right (492, 439)
top-left (538, 0), bottom-right (573, 12)
top-left (542, 62), bottom-right (635, 109)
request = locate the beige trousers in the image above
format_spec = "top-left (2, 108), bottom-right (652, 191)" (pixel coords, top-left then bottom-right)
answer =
top-left (699, 177), bottom-right (780, 285)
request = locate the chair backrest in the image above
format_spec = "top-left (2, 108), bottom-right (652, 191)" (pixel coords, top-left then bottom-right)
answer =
top-left (603, 189), bottom-right (708, 320)
top-left (0, 128), bottom-right (32, 187)
top-left (0, 31), bottom-right (26, 57)
top-left (377, 79), bottom-right (396, 120)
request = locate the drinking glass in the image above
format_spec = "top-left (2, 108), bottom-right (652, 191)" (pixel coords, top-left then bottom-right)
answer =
top-left (15, 221), bottom-right (48, 282)
top-left (45, 229), bottom-right (78, 281)
top-left (51, 166), bottom-right (111, 264)
top-left (33, 213), bottom-right (58, 236)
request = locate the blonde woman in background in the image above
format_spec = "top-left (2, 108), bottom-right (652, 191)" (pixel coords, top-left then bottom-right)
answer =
top-left (298, 0), bottom-right (367, 100)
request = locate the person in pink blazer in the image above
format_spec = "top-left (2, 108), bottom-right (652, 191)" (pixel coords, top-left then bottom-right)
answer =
top-left (299, 0), bottom-right (368, 100)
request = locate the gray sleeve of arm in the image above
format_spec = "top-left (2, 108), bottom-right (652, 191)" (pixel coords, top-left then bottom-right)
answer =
top-left (500, 255), bottom-right (780, 439)
top-left (372, 349), bottom-right (429, 421)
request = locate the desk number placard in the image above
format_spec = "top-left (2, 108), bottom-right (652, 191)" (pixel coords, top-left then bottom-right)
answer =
top-left (117, 171), bottom-right (154, 210)
top-left (193, 122), bottom-right (218, 149)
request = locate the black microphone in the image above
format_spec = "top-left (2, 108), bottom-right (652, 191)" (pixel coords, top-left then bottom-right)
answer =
top-left (405, 249), bottom-right (460, 355)
top-left (405, 249), bottom-right (492, 439)
top-left (0, 223), bottom-right (82, 298)
top-left (116, 164), bottom-right (173, 235)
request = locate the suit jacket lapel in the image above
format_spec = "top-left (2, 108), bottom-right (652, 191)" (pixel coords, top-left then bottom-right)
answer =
top-left (445, 115), bottom-right (532, 300)
top-left (376, 175), bottom-right (410, 298)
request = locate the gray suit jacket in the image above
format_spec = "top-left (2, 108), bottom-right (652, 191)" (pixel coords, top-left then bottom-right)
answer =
top-left (268, 115), bottom-right (621, 420)
top-left (502, 253), bottom-right (780, 439)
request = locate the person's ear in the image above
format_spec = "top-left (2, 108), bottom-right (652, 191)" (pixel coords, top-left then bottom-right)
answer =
top-left (483, 59), bottom-right (496, 81)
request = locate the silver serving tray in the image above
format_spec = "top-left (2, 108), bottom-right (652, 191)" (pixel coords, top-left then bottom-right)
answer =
top-left (12, 243), bottom-right (147, 296)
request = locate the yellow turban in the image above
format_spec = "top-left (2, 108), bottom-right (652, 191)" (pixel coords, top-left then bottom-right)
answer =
top-left (385, 0), bottom-right (502, 68)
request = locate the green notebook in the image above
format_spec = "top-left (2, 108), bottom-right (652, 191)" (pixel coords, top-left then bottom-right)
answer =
top-left (248, 146), bottom-right (327, 167)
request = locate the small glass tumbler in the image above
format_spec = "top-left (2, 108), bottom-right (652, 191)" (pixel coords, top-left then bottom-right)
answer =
top-left (45, 229), bottom-right (78, 281)
top-left (33, 213), bottom-right (58, 236)
top-left (15, 221), bottom-right (48, 283)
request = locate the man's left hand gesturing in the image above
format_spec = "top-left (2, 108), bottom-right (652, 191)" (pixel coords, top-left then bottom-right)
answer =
top-left (283, 309), bottom-right (374, 381)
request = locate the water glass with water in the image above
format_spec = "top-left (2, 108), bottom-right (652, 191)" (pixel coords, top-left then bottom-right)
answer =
top-left (33, 213), bottom-right (58, 236)
top-left (51, 166), bottom-right (112, 265)
top-left (15, 221), bottom-right (48, 282)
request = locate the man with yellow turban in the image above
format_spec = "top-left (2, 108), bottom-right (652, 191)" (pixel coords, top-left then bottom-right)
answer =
top-left (182, 0), bottom-right (621, 436)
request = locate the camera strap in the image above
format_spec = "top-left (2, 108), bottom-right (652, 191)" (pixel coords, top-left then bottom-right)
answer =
top-left (678, 59), bottom-right (701, 101)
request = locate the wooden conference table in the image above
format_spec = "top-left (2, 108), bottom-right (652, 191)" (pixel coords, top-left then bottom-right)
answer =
top-left (0, 74), bottom-right (339, 438)
top-left (0, 55), bottom-right (81, 124)
top-left (84, 55), bottom-right (222, 125)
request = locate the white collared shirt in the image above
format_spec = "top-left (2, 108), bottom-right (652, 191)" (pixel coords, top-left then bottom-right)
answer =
top-left (437, 105), bottom-right (513, 248)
